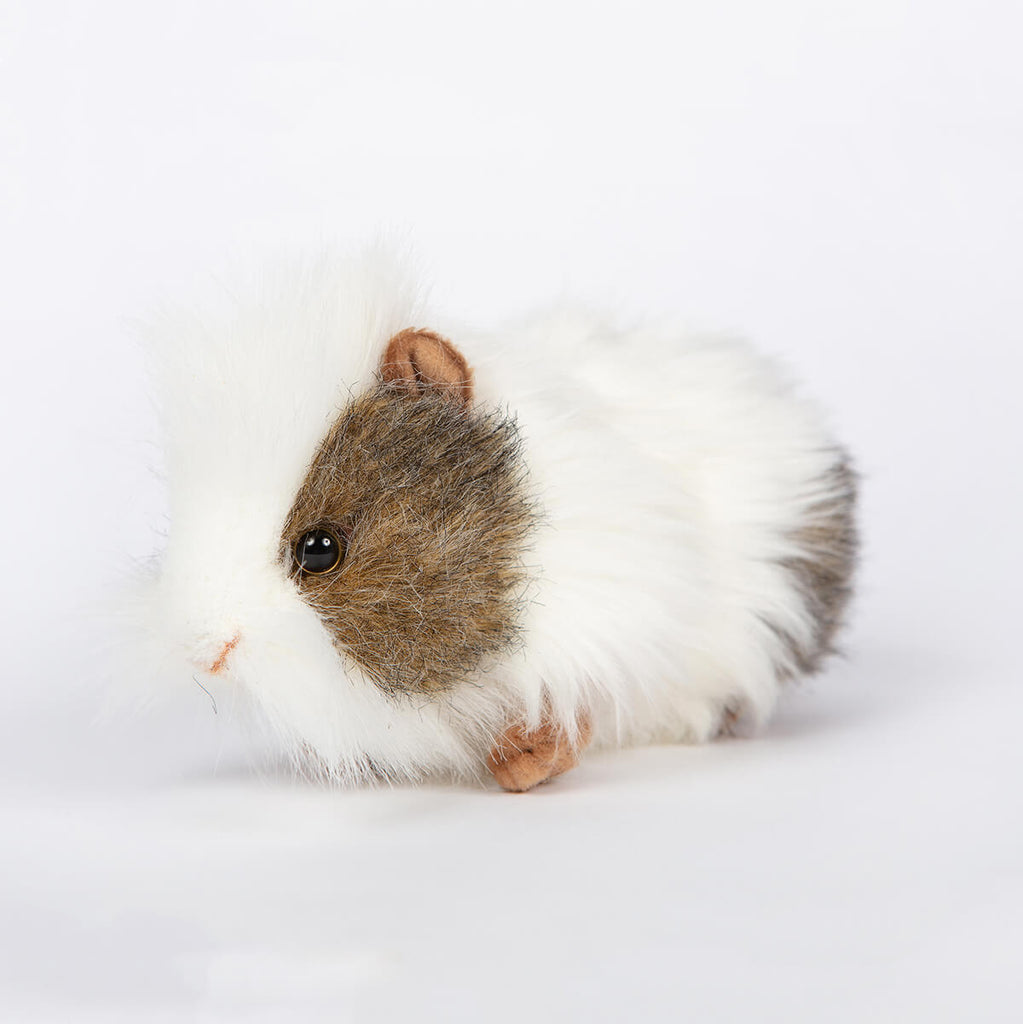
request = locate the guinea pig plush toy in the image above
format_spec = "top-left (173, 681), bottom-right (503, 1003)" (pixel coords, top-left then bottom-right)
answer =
top-left (134, 250), bottom-right (857, 791)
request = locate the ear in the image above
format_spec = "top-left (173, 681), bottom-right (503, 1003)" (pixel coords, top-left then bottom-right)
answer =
top-left (380, 328), bottom-right (474, 406)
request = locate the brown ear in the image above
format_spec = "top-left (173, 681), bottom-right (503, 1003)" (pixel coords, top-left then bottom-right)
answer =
top-left (380, 328), bottom-right (474, 406)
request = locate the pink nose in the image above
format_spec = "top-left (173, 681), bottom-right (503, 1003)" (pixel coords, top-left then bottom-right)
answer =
top-left (207, 634), bottom-right (241, 675)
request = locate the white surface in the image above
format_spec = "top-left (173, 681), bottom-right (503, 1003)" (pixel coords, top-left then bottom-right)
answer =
top-left (1, 1), bottom-right (1021, 1021)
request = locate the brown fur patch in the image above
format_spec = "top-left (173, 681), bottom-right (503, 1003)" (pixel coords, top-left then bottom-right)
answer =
top-left (774, 455), bottom-right (859, 677)
top-left (280, 384), bottom-right (537, 694)
top-left (380, 328), bottom-right (474, 406)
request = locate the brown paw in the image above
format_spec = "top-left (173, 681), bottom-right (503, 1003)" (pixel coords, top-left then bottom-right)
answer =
top-left (487, 714), bottom-right (592, 792)
top-left (716, 701), bottom-right (748, 738)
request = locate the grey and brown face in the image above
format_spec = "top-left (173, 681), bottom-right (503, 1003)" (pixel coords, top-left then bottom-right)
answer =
top-left (279, 329), bottom-right (537, 695)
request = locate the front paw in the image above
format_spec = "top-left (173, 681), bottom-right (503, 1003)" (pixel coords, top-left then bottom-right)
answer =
top-left (486, 714), bottom-right (592, 792)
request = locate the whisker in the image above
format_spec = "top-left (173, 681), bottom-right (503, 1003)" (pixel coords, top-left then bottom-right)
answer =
top-left (193, 675), bottom-right (218, 715)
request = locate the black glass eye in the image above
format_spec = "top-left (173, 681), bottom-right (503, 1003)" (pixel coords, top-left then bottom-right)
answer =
top-left (294, 528), bottom-right (345, 575)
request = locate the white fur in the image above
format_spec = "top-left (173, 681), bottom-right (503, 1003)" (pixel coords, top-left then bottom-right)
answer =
top-left (127, 249), bottom-right (850, 783)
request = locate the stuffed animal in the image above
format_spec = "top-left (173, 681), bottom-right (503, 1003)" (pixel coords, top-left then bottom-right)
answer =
top-left (134, 251), bottom-right (857, 791)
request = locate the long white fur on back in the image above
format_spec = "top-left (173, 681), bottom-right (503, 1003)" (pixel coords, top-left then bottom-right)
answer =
top-left (132, 250), bottom-right (849, 783)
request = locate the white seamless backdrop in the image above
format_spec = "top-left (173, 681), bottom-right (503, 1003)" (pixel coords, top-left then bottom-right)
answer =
top-left (1, 2), bottom-right (1021, 1022)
